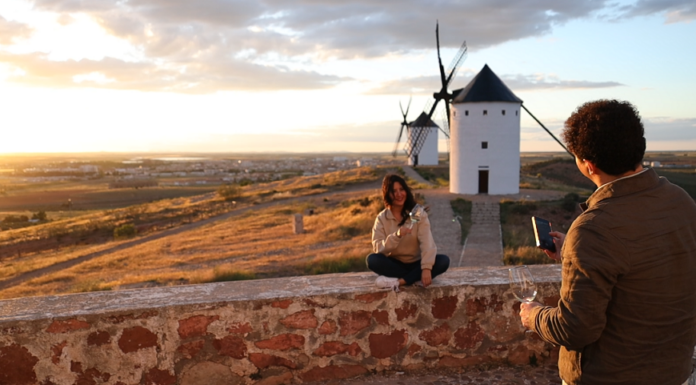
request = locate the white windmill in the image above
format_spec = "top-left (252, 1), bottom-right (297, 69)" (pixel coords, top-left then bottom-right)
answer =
top-left (449, 64), bottom-right (571, 194)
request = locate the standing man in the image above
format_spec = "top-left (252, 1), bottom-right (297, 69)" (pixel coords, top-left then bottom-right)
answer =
top-left (519, 99), bottom-right (696, 385)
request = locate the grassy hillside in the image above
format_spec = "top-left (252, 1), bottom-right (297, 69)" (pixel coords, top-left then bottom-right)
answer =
top-left (0, 191), bottom-right (384, 299)
top-left (0, 167), bottom-right (386, 299)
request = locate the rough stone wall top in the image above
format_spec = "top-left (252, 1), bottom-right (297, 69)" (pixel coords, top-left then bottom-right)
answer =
top-left (0, 266), bottom-right (561, 323)
top-left (0, 266), bottom-right (562, 385)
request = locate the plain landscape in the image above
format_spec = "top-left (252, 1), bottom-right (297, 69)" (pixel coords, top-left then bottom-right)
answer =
top-left (0, 151), bottom-right (694, 300)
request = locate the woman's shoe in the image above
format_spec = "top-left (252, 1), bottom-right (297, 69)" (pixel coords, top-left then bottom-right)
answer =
top-left (375, 276), bottom-right (400, 292)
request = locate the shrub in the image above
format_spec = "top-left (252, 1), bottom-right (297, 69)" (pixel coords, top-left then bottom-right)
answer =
top-left (2, 215), bottom-right (29, 223)
top-left (73, 280), bottom-right (112, 293)
top-left (334, 225), bottom-right (362, 239)
top-left (114, 223), bottom-right (137, 238)
top-left (218, 184), bottom-right (241, 201)
top-left (210, 268), bottom-right (256, 282)
top-left (304, 256), bottom-right (368, 275)
top-left (561, 193), bottom-right (581, 212)
top-left (503, 246), bottom-right (550, 265)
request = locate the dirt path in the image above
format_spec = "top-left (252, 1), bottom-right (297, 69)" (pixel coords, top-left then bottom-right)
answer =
top-left (0, 180), bottom-right (382, 291)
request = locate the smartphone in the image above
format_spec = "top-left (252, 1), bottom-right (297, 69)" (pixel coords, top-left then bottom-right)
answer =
top-left (532, 216), bottom-right (556, 253)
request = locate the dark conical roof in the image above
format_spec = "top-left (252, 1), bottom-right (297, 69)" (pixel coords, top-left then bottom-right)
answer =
top-left (452, 64), bottom-right (522, 104)
top-left (410, 111), bottom-right (439, 127)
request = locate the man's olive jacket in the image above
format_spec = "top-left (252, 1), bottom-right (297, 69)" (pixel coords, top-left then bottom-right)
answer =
top-left (530, 168), bottom-right (696, 385)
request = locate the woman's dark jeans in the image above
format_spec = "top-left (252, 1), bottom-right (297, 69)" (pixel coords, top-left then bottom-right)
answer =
top-left (365, 253), bottom-right (450, 285)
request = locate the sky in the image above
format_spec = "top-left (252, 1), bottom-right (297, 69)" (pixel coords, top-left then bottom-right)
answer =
top-left (0, 0), bottom-right (694, 154)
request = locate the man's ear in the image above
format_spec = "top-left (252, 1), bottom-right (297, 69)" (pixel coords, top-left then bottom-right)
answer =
top-left (584, 160), bottom-right (597, 175)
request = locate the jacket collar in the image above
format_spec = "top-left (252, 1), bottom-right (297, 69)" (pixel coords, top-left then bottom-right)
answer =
top-left (580, 168), bottom-right (659, 211)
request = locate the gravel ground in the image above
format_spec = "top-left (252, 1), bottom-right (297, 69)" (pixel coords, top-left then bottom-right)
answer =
top-left (321, 363), bottom-right (562, 385)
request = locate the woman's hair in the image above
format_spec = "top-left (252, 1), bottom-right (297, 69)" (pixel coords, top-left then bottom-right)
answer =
top-left (563, 99), bottom-right (645, 176)
top-left (381, 174), bottom-right (417, 226)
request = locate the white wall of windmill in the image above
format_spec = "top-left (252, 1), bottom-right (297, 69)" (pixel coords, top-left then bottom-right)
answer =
top-left (407, 125), bottom-right (439, 166)
top-left (449, 101), bottom-right (521, 195)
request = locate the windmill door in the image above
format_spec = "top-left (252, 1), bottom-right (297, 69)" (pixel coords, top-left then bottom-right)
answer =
top-left (478, 170), bottom-right (489, 194)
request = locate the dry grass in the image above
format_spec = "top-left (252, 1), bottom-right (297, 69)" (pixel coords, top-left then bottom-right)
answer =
top-left (0, 242), bottom-right (121, 280)
top-left (0, 189), bottom-right (384, 299)
top-left (0, 166), bottom-right (383, 260)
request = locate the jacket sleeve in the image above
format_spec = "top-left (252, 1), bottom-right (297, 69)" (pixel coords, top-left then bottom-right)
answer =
top-left (530, 223), bottom-right (629, 350)
top-left (371, 214), bottom-right (401, 255)
top-left (417, 212), bottom-right (437, 270)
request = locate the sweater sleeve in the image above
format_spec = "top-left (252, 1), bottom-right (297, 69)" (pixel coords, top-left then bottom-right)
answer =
top-left (371, 213), bottom-right (401, 255)
top-left (530, 223), bottom-right (628, 350)
top-left (417, 212), bottom-right (437, 270)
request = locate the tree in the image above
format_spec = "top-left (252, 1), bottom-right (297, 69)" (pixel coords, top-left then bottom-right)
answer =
top-left (114, 224), bottom-right (137, 238)
top-left (217, 184), bottom-right (241, 201)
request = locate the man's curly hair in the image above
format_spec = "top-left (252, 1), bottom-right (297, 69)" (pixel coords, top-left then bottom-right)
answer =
top-left (563, 99), bottom-right (645, 176)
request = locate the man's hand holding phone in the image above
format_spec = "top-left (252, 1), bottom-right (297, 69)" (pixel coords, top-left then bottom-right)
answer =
top-left (532, 217), bottom-right (565, 261)
top-left (543, 231), bottom-right (565, 261)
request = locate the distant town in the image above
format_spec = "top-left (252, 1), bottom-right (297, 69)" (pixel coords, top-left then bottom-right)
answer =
top-left (0, 154), bottom-right (405, 189)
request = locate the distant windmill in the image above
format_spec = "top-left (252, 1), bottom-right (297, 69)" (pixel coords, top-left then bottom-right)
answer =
top-left (392, 22), bottom-right (468, 166)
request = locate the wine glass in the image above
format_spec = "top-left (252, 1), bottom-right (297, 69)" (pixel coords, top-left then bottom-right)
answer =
top-left (508, 266), bottom-right (537, 303)
top-left (407, 204), bottom-right (424, 229)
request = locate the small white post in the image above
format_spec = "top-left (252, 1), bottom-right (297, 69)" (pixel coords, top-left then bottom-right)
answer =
top-left (292, 214), bottom-right (304, 234)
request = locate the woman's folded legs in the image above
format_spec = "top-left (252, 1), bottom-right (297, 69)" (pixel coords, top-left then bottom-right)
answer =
top-left (366, 253), bottom-right (450, 286)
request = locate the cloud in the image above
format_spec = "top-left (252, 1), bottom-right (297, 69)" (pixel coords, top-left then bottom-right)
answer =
top-left (617, 0), bottom-right (696, 23)
top-left (368, 71), bottom-right (623, 95)
top-left (0, 16), bottom-right (33, 45)
top-left (502, 74), bottom-right (624, 91)
top-left (0, 51), bottom-right (346, 93)
top-left (644, 117), bottom-right (696, 141)
top-left (0, 0), bottom-right (673, 93)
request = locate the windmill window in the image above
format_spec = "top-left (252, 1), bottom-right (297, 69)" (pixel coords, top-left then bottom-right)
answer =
top-left (465, 110), bottom-right (469, 116)
top-left (502, 110), bottom-right (506, 116)
top-left (483, 110), bottom-right (488, 116)
top-left (516, 110), bottom-right (518, 116)
top-left (482, 141), bottom-right (488, 149)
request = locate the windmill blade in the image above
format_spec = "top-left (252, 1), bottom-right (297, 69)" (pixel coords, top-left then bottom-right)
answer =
top-left (428, 22), bottom-right (451, 120)
top-left (392, 125), bottom-right (406, 157)
top-left (445, 40), bottom-right (467, 87)
top-left (436, 23), bottom-right (448, 88)
top-left (521, 104), bottom-right (573, 157)
top-left (422, 98), bottom-right (435, 117)
top-left (411, 126), bottom-right (431, 158)
top-left (404, 126), bottom-right (414, 157)
top-left (444, 99), bottom-right (452, 137)
top-left (437, 107), bottom-right (449, 137)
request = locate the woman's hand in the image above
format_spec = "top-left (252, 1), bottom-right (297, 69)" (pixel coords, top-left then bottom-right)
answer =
top-left (543, 231), bottom-right (566, 261)
top-left (397, 226), bottom-right (412, 238)
top-left (421, 269), bottom-right (432, 287)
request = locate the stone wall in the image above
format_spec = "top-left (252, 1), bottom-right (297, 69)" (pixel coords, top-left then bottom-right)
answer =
top-left (0, 266), bottom-right (562, 385)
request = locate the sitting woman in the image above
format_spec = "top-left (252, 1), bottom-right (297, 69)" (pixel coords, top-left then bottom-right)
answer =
top-left (367, 174), bottom-right (450, 291)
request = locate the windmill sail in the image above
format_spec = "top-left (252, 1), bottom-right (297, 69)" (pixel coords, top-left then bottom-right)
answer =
top-left (393, 22), bottom-right (467, 164)
top-left (392, 97), bottom-right (411, 157)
